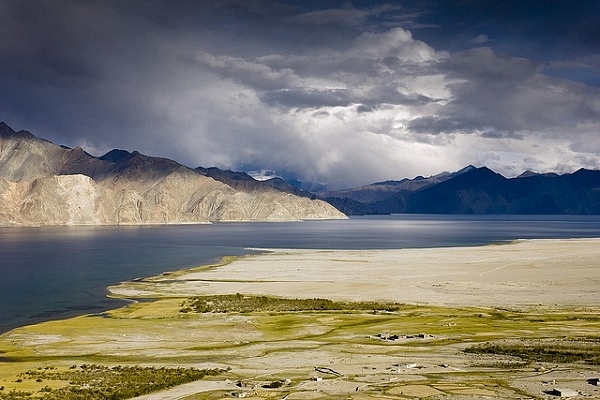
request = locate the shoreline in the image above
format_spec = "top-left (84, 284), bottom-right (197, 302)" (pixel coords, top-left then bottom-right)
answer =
top-left (4, 237), bottom-right (599, 335)
top-left (108, 237), bottom-right (600, 309)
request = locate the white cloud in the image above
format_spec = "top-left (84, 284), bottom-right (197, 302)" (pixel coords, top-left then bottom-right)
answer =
top-left (157, 25), bottom-right (600, 187)
top-left (350, 27), bottom-right (440, 61)
top-left (177, 27), bottom-right (455, 187)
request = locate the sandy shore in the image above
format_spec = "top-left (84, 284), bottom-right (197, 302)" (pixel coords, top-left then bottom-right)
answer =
top-left (110, 238), bottom-right (600, 308)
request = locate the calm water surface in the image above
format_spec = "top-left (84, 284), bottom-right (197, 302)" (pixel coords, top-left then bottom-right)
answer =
top-left (1, 215), bottom-right (600, 333)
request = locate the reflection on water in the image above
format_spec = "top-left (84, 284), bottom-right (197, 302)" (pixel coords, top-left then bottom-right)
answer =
top-left (1, 215), bottom-right (600, 333)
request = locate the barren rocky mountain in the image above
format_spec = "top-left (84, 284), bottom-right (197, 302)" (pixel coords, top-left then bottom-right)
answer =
top-left (0, 122), bottom-right (346, 225)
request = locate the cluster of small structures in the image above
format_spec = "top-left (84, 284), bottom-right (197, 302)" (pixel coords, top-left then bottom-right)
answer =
top-left (230, 379), bottom-right (292, 398)
top-left (225, 372), bottom-right (600, 398)
top-left (542, 377), bottom-right (600, 398)
top-left (537, 374), bottom-right (600, 399)
top-left (228, 363), bottom-right (442, 398)
top-left (546, 386), bottom-right (594, 398)
top-left (372, 332), bottom-right (433, 341)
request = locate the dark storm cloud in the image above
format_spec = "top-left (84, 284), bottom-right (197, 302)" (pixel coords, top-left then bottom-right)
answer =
top-left (261, 88), bottom-right (352, 109)
top-left (194, 26), bottom-right (443, 109)
top-left (407, 116), bottom-right (517, 138)
top-left (0, 0), bottom-right (181, 147)
top-left (427, 47), bottom-right (600, 136)
top-left (1, 0), bottom-right (599, 188)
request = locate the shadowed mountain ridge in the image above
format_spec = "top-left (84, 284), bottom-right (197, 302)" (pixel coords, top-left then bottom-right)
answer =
top-left (319, 166), bottom-right (600, 215)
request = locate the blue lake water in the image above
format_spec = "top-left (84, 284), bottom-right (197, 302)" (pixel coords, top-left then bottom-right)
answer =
top-left (1, 214), bottom-right (600, 333)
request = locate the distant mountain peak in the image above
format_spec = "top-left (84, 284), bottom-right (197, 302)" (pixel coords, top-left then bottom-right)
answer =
top-left (372, 178), bottom-right (408, 186)
top-left (517, 170), bottom-right (561, 179)
top-left (99, 149), bottom-right (132, 162)
top-left (70, 146), bottom-right (86, 154)
top-left (457, 164), bottom-right (477, 174)
top-left (0, 122), bottom-right (37, 140)
top-left (517, 170), bottom-right (537, 178)
top-left (463, 166), bottom-right (505, 180)
top-left (0, 121), bottom-right (13, 133)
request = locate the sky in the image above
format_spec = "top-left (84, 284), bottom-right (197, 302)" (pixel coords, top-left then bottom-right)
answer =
top-left (1, 0), bottom-right (600, 189)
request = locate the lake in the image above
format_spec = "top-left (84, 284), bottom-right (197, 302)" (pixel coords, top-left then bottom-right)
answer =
top-left (1, 214), bottom-right (600, 333)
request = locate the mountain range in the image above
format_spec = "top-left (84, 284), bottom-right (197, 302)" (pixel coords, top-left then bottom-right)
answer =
top-left (318, 165), bottom-right (600, 215)
top-left (2, 121), bottom-right (599, 225)
top-left (0, 122), bottom-right (346, 226)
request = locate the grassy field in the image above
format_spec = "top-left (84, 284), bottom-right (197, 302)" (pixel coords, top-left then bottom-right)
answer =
top-left (2, 295), bottom-right (600, 399)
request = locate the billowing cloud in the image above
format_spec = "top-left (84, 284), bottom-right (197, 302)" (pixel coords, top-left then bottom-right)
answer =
top-left (1, 0), bottom-right (599, 189)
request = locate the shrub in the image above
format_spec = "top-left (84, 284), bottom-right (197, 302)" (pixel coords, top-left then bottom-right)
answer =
top-left (465, 338), bottom-right (600, 365)
top-left (180, 294), bottom-right (404, 314)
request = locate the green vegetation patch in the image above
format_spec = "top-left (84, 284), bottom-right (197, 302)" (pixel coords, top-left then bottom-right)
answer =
top-left (0, 364), bottom-right (226, 400)
top-left (465, 337), bottom-right (600, 365)
top-left (180, 294), bottom-right (405, 314)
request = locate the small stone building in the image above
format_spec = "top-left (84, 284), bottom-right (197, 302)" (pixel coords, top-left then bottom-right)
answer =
top-left (549, 388), bottom-right (578, 397)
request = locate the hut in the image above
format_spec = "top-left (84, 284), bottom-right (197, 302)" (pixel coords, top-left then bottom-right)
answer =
top-left (549, 388), bottom-right (578, 397)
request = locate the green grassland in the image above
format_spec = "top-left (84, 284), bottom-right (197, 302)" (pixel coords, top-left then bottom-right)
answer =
top-left (1, 295), bottom-right (600, 399)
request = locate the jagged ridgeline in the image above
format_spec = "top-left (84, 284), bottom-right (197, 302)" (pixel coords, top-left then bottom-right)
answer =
top-left (0, 122), bottom-right (346, 225)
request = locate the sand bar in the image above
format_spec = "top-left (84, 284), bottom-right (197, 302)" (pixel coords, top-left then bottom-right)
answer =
top-left (110, 238), bottom-right (600, 308)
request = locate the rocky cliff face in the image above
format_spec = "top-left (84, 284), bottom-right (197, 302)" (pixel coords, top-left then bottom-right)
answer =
top-left (0, 122), bottom-right (346, 225)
